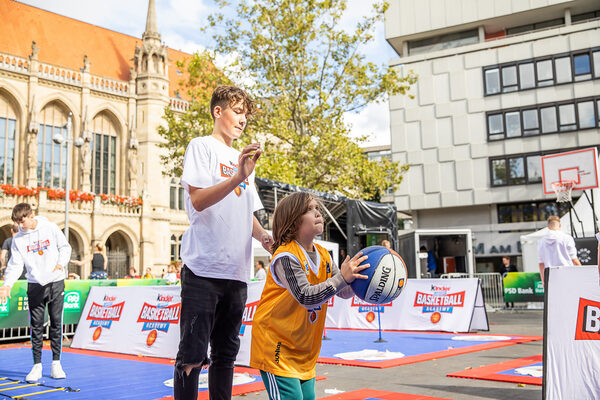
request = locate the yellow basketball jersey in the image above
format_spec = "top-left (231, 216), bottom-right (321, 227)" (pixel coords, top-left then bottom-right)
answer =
top-left (250, 241), bottom-right (333, 380)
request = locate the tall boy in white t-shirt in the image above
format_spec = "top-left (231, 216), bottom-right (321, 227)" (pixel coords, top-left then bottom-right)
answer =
top-left (173, 85), bottom-right (273, 400)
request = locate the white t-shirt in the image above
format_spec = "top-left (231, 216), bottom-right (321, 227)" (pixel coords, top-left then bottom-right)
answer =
top-left (537, 229), bottom-right (578, 268)
top-left (254, 268), bottom-right (267, 281)
top-left (180, 135), bottom-right (263, 283)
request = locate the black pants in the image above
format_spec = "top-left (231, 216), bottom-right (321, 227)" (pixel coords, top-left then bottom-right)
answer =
top-left (174, 266), bottom-right (247, 400)
top-left (28, 280), bottom-right (65, 364)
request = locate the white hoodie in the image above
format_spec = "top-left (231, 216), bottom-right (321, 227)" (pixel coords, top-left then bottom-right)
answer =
top-left (537, 229), bottom-right (577, 268)
top-left (3, 216), bottom-right (72, 287)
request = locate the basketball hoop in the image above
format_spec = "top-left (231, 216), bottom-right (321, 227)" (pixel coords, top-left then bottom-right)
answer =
top-left (551, 180), bottom-right (576, 203)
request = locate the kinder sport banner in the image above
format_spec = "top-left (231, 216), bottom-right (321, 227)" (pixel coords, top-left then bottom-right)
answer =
top-left (544, 266), bottom-right (600, 400)
top-left (70, 281), bottom-right (266, 365)
top-left (325, 278), bottom-right (488, 333)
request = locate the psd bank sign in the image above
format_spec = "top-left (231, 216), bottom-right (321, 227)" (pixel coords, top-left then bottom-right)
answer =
top-left (63, 291), bottom-right (81, 313)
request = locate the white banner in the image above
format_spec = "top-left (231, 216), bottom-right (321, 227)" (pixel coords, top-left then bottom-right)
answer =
top-left (545, 266), bottom-right (600, 400)
top-left (326, 279), bottom-right (487, 333)
top-left (71, 281), bottom-right (266, 366)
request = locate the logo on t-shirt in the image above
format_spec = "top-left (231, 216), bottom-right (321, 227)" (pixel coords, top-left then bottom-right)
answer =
top-left (220, 162), bottom-right (249, 197)
top-left (575, 297), bottom-right (600, 340)
top-left (27, 239), bottom-right (50, 254)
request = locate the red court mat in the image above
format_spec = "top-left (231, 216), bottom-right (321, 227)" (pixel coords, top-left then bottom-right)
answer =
top-left (320, 389), bottom-right (454, 400)
top-left (447, 354), bottom-right (542, 386)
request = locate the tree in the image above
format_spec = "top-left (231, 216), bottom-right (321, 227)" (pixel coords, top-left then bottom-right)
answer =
top-left (158, 0), bottom-right (416, 199)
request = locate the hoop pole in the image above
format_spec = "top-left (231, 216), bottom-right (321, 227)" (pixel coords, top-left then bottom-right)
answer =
top-left (569, 207), bottom-right (576, 238)
top-left (374, 305), bottom-right (386, 343)
top-left (568, 200), bottom-right (585, 238)
top-left (583, 190), bottom-right (599, 233)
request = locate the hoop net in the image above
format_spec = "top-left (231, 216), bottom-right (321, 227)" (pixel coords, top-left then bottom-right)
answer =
top-left (551, 180), bottom-right (576, 203)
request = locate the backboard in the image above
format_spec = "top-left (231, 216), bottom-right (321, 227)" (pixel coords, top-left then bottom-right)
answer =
top-left (541, 147), bottom-right (599, 194)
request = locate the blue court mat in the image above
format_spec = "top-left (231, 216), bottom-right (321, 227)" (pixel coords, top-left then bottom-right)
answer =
top-left (0, 347), bottom-right (261, 399)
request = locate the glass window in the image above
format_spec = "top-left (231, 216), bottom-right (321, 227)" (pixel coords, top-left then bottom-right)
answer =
top-left (509, 157), bottom-right (526, 184)
top-left (0, 116), bottom-right (16, 185)
top-left (539, 201), bottom-right (559, 221)
top-left (536, 59), bottom-right (554, 86)
top-left (555, 56), bottom-right (572, 84)
top-left (522, 109), bottom-right (539, 135)
top-left (491, 159), bottom-right (507, 185)
top-left (170, 186), bottom-right (176, 209)
top-left (518, 62), bottom-right (535, 89)
top-left (488, 114), bottom-right (504, 139)
top-left (526, 155), bottom-right (542, 182)
top-left (522, 202), bottom-right (537, 222)
top-left (408, 29), bottom-right (479, 55)
top-left (577, 101), bottom-right (596, 129)
top-left (573, 54), bottom-right (591, 80)
top-left (505, 111), bottom-right (521, 137)
top-left (485, 69), bottom-right (500, 95)
top-left (558, 104), bottom-right (576, 131)
top-left (497, 205), bottom-right (514, 224)
top-left (541, 106), bottom-right (558, 133)
top-left (593, 51), bottom-right (600, 78)
top-left (179, 187), bottom-right (185, 210)
top-left (502, 66), bottom-right (518, 92)
top-left (91, 113), bottom-right (118, 194)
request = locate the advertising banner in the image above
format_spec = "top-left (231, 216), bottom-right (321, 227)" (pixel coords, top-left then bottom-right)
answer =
top-left (503, 272), bottom-right (544, 303)
top-left (0, 279), bottom-right (170, 330)
top-left (544, 266), bottom-right (600, 400)
top-left (326, 278), bottom-right (488, 333)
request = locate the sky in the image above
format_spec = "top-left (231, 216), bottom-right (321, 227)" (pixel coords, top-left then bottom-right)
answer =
top-left (17, 0), bottom-right (400, 147)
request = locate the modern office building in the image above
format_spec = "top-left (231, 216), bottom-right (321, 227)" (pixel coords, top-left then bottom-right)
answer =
top-left (384, 0), bottom-right (600, 271)
top-left (0, 0), bottom-right (193, 278)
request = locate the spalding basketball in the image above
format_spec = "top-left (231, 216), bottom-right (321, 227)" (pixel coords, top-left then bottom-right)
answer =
top-left (350, 246), bottom-right (408, 304)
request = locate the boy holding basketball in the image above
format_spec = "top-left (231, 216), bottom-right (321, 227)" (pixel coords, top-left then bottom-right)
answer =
top-left (174, 85), bottom-right (273, 400)
top-left (250, 192), bottom-right (368, 399)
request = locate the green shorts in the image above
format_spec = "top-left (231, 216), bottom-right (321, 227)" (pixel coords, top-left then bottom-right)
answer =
top-left (260, 370), bottom-right (316, 400)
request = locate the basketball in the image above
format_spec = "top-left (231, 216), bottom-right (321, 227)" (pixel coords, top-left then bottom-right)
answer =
top-left (350, 246), bottom-right (408, 304)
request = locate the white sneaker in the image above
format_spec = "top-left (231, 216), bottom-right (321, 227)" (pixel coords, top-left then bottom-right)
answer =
top-left (26, 363), bottom-right (42, 382)
top-left (51, 361), bottom-right (66, 379)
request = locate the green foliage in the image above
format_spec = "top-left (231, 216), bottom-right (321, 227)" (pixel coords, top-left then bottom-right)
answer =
top-left (158, 0), bottom-right (417, 199)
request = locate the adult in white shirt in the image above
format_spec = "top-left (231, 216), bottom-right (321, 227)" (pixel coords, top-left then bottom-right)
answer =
top-left (254, 260), bottom-right (267, 280)
top-left (538, 215), bottom-right (581, 285)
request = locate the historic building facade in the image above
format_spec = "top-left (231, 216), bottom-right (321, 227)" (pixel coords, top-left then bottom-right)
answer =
top-left (0, 0), bottom-right (193, 278)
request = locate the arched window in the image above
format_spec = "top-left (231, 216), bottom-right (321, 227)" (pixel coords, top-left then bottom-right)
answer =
top-left (91, 112), bottom-right (118, 194)
top-left (0, 95), bottom-right (16, 184)
top-left (38, 102), bottom-right (67, 188)
top-left (170, 178), bottom-right (185, 210)
top-left (170, 234), bottom-right (183, 261)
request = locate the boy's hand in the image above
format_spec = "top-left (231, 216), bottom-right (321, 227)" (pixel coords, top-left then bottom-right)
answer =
top-left (53, 264), bottom-right (63, 272)
top-left (235, 143), bottom-right (261, 182)
top-left (0, 286), bottom-right (11, 303)
top-left (260, 233), bottom-right (274, 254)
top-left (341, 252), bottom-right (370, 284)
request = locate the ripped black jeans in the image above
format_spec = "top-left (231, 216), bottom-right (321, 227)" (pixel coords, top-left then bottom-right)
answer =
top-left (174, 266), bottom-right (247, 400)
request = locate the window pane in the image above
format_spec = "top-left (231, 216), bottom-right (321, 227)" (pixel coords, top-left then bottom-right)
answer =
top-left (536, 60), bottom-right (553, 85)
top-left (577, 101), bottom-right (596, 129)
top-left (0, 119), bottom-right (5, 183)
top-left (505, 112), bottom-right (521, 137)
top-left (110, 136), bottom-right (116, 194)
top-left (558, 104), bottom-right (576, 131)
top-left (555, 56), bottom-right (572, 83)
top-left (498, 205), bottom-right (513, 224)
top-left (7, 119), bottom-right (15, 184)
top-left (541, 106), bottom-right (557, 133)
top-left (170, 186), bottom-right (176, 209)
top-left (488, 114), bottom-right (503, 136)
top-left (539, 201), bottom-right (558, 221)
top-left (94, 134), bottom-right (101, 193)
top-left (491, 159), bottom-right (507, 185)
top-left (502, 66), bottom-right (518, 92)
top-left (102, 135), bottom-right (109, 193)
top-left (509, 157), bottom-right (525, 184)
top-left (573, 54), bottom-right (591, 80)
top-left (522, 203), bottom-right (537, 222)
top-left (522, 109), bottom-right (539, 135)
top-left (593, 52), bottom-right (600, 78)
top-left (485, 69), bottom-right (500, 95)
top-left (179, 187), bottom-right (185, 210)
top-left (518, 62), bottom-right (535, 89)
top-left (527, 155), bottom-right (542, 182)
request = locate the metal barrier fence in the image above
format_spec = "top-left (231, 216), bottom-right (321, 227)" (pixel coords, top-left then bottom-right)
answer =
top-left (440, 272), bottom-right (505, 310)
top-left (0, 323), bottom-right (77, 342)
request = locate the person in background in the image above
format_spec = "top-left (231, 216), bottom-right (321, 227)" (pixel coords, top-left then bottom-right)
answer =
top-left (420, 246), bottom-right (438, 278)
top-left (500, 256), bottom-right (518, 308)
top-left (381, 239), bottom-right (391, 249)
top-left (164, 264), bottom-right (178, 284)
top-left (142, 267), bottom-right (153, 279)
top-left (538, 216), bottom-right (581, 286)
top-left (254, 260), bottom-right (267, 280)
top-left (67, 272), bottom-right (80, 280)
top-left (175, 260), bottom-right (182, 280)
top-left (70, 243), bottom-right (107, 279)
top-left (124, 267), bottom-right (140, 279)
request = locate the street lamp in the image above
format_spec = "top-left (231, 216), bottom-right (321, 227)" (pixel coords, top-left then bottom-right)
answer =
top-left (52, 112), bottom-right (84, 241)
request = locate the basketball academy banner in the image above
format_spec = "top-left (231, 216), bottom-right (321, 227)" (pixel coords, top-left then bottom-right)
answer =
top-left (544, 266), bottom-right (600, 400)
top-left (71, 281), bottom-right (266, 365)
top-left (325, 278), bottom-right (488, 333)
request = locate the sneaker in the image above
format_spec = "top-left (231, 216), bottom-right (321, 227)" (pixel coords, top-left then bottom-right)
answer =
top-left (26, 363), bottom-right (42, 382)
top-left (51, 361), bottom-right (66, 379)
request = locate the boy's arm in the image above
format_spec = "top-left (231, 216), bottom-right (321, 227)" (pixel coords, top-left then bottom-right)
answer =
top-left (330, 259), bottom-right (354, 299)
top-left (54, 225), bottom-right (72, 273)
top-left (1, 242), bottom-right (25, 300)
top-left (252, 216), bottom-right (274, 254)
top-left (187, 143), bottom-right (261, 212)
top-left (272, 256), bottom-right (348, 309)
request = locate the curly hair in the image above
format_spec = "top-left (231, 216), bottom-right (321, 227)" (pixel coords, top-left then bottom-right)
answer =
top-left (210, 85), bottom-right (256, 120)
top-left (271, 192), bottom-right (314, 254)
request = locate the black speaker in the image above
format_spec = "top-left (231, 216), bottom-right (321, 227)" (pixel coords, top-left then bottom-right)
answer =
top-left (575, 237), bottom-right (599, 266)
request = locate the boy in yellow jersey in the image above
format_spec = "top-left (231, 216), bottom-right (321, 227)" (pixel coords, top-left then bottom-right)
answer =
top-left (250, 192), bottom-right (369, 399)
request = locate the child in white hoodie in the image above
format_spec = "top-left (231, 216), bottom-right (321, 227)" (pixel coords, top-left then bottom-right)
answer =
top-left (0, 203), bottom-right (71, 382)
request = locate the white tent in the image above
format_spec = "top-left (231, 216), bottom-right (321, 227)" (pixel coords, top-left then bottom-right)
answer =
top-left (520, 187), bottom-right (600, 272)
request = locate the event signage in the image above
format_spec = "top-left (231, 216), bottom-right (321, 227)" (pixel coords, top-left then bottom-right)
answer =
top-left (545, 266), bottom-right (600, 399)
top-left (503, 272), bottom-right (544, 303)
top-left (326, 278), bottom-right (488, 333)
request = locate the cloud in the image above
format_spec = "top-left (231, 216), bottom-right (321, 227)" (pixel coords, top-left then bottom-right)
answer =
top-left (344, 100), bottom-right (391, 147)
